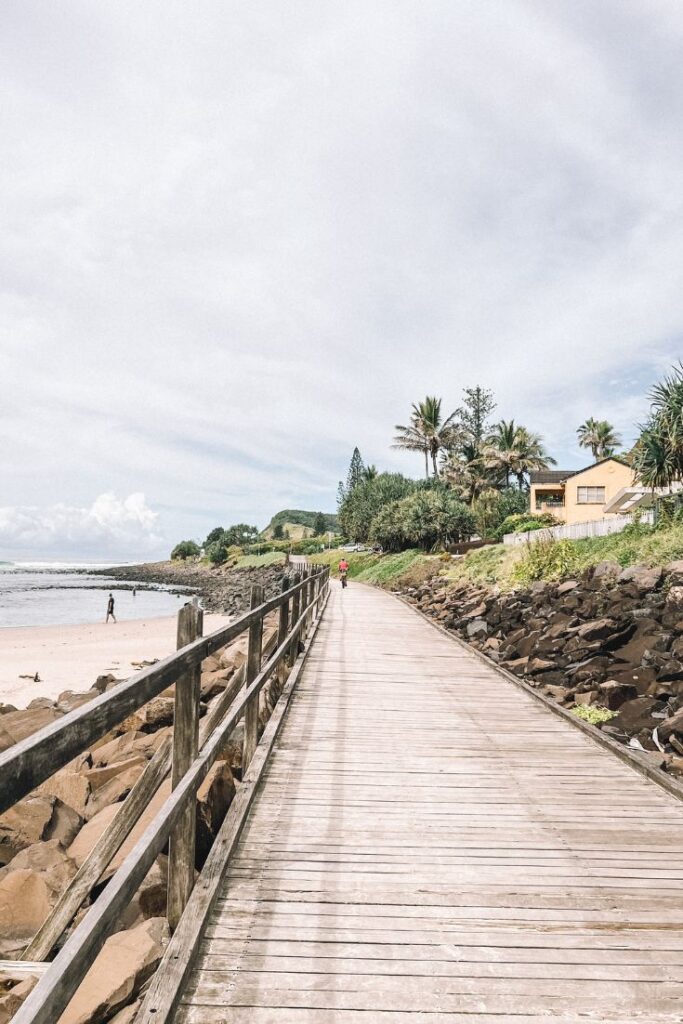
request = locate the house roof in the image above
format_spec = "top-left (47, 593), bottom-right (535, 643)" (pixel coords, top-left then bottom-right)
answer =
top-left (529, 470), bottom-right (572, 485)
top-left (530, 457), bottom-right (631, 487)
top-left (564, 456), bottom-right (631, 481)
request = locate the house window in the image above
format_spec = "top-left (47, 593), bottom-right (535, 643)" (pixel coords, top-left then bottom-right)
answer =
top-left (577, 486), bottom-right (605, 504)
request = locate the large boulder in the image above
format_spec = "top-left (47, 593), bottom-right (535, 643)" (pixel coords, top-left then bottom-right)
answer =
top-left (219, 635), bottom-right (248, 672)
top-left (618, 565), bottom-right (663, 591)
top-left (69, 781), bottom-right (171, 879)
top-left (0, 975), bottom-right (38, 1024)
top-left (56, 917), bottom-right (170, 1024)
top-left (612, 697), bottom-right (664, 734)
top-left (118, 856), bottom-right (168, 929)
top-left (0, 708), bottom-right (63, 754)
top-left (657, 706), bottom-right (683, 742)
top-left (466, 619), bottom-right (487, 639)
top-left (86, 755), bottom-right (147, 791)
top-left (598, 680), bottom-right (639, 711)
top-left (201, 669), bottom-right (232, 701)
top-left (120, 697), bottom-right (175, 733)
top-left (0, 796), bottom-right (81, 867)
top-left (84, 764), bottom-right (146, 820)
top-left (591, 561), bottom-right (621, 582)
top-left (90, 732), bottom-right (146, 767)
top-left (36, 770), bottom-right (91, 819)
top-left (576, 617), bottom-right (617, 642)
top-left (0, 840), bottom-right (77, 957)
top-left (57, 690), bottom-right (99, 714)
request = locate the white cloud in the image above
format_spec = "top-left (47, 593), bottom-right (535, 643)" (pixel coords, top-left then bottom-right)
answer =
top-left (1, 1), bottom-right (682, 555)
top-left (0, 493), bottom-right (164, 560)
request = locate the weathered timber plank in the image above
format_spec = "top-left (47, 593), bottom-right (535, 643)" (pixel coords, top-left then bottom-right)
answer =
top-left (176, 582), bottom-right (683, 1023)
top-left (10, 580), bottom-right (329, 1024)
top-left (135, 585), bottom-right (330, 1024)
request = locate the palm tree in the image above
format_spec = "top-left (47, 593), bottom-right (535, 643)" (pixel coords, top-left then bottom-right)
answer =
top-left (482, 419), bottom-right (556, 489)
top-left (441, 442), bottom-right (495, 503)
top-left (362, 464), bottom-right (378, 481)
top-left (393, 396), bottom-right (460, 478)
top-left (577, 418), bottom-right (622, 460)
top-left (632, 363), bottom-right (683, 489)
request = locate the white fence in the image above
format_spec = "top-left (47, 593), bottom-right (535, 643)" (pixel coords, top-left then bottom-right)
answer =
top-left (503, 510), bottom-right (655, 547)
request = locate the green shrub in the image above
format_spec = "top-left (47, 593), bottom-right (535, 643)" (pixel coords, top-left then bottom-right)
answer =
top-left (571, 705), bottom-right (616, 726)
top-left (368, 490), bottom-right (475, 552)
top-left (338, 472), bottom-right (416, 543)
top-left (512, 536), bottom-right (578, 584)
top-left (205, 540), bottom-right (229, 565)
top-left (171, 540), bottom-right (200, 560)
top-left (474, 488), bottom-right (529, 540)
top-left (494, 512), bottom-right (558, 541)
top-left (369, 500), bottom-right (408, 552)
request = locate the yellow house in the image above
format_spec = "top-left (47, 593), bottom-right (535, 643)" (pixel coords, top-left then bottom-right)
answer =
top-left (529, 458), bottom-right (636, 527)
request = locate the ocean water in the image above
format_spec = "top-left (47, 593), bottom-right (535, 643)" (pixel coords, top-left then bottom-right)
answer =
top-left (0, 564), bottom-right (191, 628)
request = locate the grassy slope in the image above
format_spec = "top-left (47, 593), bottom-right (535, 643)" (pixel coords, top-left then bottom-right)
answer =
top-left (448, 521), bottom-right (683, 589)
top-left (262, 509), bottom-right (338, 539)
top-left (305, 523), bottom-right (683, 593)
top-left (235, 551), bottom-right (287, 568)
top-left (310, 548), bottom-right (438, 586)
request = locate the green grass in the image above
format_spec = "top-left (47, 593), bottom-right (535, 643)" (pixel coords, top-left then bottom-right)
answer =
top-left (446, 544), bottom-right (511, 586)
top-left (571, 705), bottom-right (616, 726)
top-left (448, 521), bottom-right (683, 590)
top-left (310, 548), bottom-right (435, 586)
top-left (235, 551), bottom-right (287, 568)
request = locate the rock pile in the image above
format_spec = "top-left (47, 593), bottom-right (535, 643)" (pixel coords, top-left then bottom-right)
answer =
top-left (400, 560), bottom-right (683, 777)
top-left (0, 612), bottom-right (282, 1020)
top-left (96, 562), bottom-right (288, 615)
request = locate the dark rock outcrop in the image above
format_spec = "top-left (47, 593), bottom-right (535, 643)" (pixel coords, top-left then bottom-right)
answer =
top-left (398, 559), bottom-right (683, 777)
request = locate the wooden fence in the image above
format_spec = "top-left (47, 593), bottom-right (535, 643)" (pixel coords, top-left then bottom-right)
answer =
top-left (0, 563), bottom-right (330, 1024)
top-left (503, 510), bottom-right (655, 546)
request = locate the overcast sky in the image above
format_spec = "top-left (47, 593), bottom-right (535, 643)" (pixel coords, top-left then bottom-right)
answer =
top-left (2, 1), bottom-right (682, 560)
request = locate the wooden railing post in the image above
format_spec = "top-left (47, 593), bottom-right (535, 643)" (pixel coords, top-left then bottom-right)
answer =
top-left (168, 601), bottom-right (203, 931)
top-left (243, 585), bottom-right (264, 770)
top-left (289, 573), bottom-right (301, 667)
top-left (277, 575), bottom-right (290, 688)
top-left (301, 568), bottom-right (308, 633)
top-left (307, 571), bottom-right (316, 631)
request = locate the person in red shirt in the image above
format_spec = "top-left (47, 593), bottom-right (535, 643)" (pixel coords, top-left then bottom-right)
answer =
top-left (338, 558), bottom-right (349, 587)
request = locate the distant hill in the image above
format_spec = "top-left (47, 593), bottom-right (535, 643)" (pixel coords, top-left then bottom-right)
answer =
top-left (262, 510), bottom-right (338, 541)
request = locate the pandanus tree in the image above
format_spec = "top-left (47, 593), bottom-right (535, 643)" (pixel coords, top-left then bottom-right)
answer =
top-left (576, 418), bottom-right (622, 460)
top-left (393, 396), bottom-right (460, 478)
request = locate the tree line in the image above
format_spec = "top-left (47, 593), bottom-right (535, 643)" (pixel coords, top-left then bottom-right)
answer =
top-left (171, 513), bottom-right (332, 562)
top-left (338, 386), bottom-right (628, 552)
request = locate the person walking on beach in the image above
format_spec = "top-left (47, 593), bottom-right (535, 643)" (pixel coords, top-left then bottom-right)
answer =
top-left (105, 593), bottom-right (117, 623)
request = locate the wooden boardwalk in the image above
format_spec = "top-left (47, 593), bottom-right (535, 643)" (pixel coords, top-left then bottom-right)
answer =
top-left (177, 582), bottom-right (683, 1023)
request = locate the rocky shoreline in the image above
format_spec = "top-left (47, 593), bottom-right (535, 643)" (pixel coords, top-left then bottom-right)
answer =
top-left (91, 560), bottom-right (286, 615)
top-left (398, 559), bottom-right (683, 780)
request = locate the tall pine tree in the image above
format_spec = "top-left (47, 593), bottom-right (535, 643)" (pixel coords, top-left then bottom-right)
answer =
top-left (345, 447), bottom-right (366, 492)
top-left (313, 512), bottom-right (327, 536)
top-left (456, 387), bottom-right (496, 447)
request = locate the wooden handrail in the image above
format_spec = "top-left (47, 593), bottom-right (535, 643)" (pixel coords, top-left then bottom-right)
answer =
top-left (0, 569), bottom-right (326, 815)
top-left (8, 563), bottom-right (330, 1024)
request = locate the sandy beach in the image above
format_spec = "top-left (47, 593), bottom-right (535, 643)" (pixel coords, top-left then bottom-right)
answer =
top-left (0, 613), bottom-right (230, 707)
